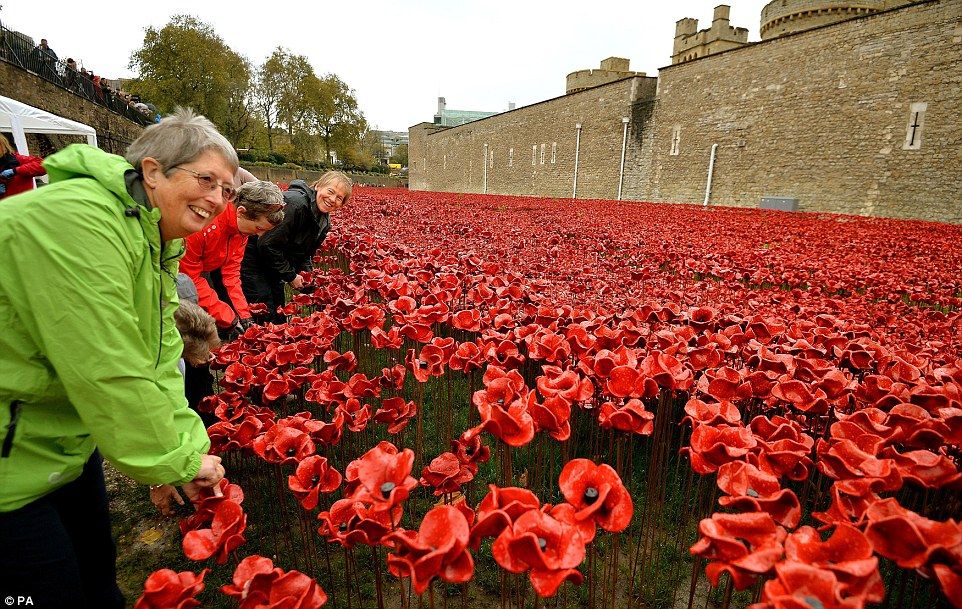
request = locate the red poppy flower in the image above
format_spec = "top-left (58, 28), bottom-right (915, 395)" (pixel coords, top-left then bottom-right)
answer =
top-left (349, 441), bottom-right (418, 511)
top-left (558, 459), bottom-right (633, 532)
top-left (420, 452), bottom-right (475, 495)
top-left (288, 455), bottom-right (342, 510)
top-left (370, 325), bottom-right (404, 349)
top-left (221, 555), bottom-right (275, 599)
top-left (222, 555), bottom-right (328, 609)
top-left (262, 372), bottom-right (291, 403)
top-left (528, 329), bottom-right (572, 365)
top-left (448, 340), bottom-right (486, 373)
top-left (338, 398), bottom-right (372, 433)
top-left (748, 415), bottom-right (815, 481)
top-left (134, 568), bottom-right (208, 609)
top-left (483, 339), bottom-right (525, 369)
top-left (641, 351), bottom-right (693, 391)
top-left (716, 461), bottom-right (801, 528)
top-left (491, 509), bottom-right (585, 597)
top-left (379, 364), bottom-right (407, 391)
top-left (864, 498), bottom-right (962, 570)
top-left (784, 524), bottom-right (883, 603)
top-left (182, 499), bottom-right (247, 564)
top-left (536, 366), bottom-right (594, 403)
top-left (880, 446), bottom-right (962, 489)
top-left (685, 424), bottom-right (757, 474)
top-left (317, 498), bottom-right (398, 548)
top-left (548, 502), bottom-right (597, 544)
top-left (406, 345), bottom-right (447, 383)
top-left (385, 505), bottom-right (474, 594)
top-left (222, 362), bottom-right (255, 393)
top-left (452, 309), bottom-right (482, 332)
top-left (690, 511), bottom-right (786, 589)
top-left (472, 388), bottom-right (537, 447)
top-left (815, 437), bottom-right (903, 492)
top-left (753, 561), bottom-right (862, 609)
top-left (374, 396), bottom-right (418, 434)
top-left (451, 432), bottom-right (491, 472)
top-left (598, 399), bottom-right (655, 435)
top-left (770, 378), bottom-right (829, 413)
top-left (682, 398), bottom-right (741, 427)
top-left (529, 395), bottom-right (573, 441)
top-left (252, 423), bottom-right (316, 465)
top-left (470, 485), bottom-right (541, 549)
top-left (323, 349), bottom-right (358, 372)
top-left (345, 304), bottom-right (385, 332)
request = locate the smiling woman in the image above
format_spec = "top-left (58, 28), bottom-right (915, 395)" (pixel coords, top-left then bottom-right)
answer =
top-left (0, 108), bottom-right (236, 607)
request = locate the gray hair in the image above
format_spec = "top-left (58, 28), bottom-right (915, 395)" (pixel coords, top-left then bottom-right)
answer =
top-left (236, 180), bottom-right (285, 225)
top-left (125, 107), bottom-right (238, 175)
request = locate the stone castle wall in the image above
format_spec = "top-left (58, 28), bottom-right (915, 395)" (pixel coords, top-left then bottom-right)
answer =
top-left (410, 77), bottom-right (657, 200)
top-left (625, 0), bottom-right (961, 222)
top-left (411, 0), bottom-right (960, 223)
top-left (0, 60), bottom-right (144, 155)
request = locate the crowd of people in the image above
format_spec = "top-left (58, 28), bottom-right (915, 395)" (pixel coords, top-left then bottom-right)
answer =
top-left (2, 31), bottom-right (159, 125)
top-left (0, 109), bottom-right (352, 607)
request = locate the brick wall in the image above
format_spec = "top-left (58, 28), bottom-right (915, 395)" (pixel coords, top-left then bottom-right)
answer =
top-left (625, 0), bottom-right (962, 222)
top-left (0, 60), bottom-right (144, 155)
top-left (410, 77), bottom-right (657, 200)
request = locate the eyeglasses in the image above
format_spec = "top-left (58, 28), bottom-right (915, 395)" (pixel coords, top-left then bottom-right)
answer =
top-left (170, 166), bottom-right (237, 202)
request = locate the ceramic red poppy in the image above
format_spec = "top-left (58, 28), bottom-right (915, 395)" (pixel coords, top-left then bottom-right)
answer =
top-left (252, 425), bottom-right (316, 465)
top-left (182, 499), bottom-right (247, 564)
top-left (690, 511), bottom-right (786, 589)
top-left (288, 455), bottom-right (342, 510)
top-left (491, 509), bottom-right (586, 597)
top-left (420, 452), bottom-right (475, 495)
top-left (134, 568), bottom-right (208, 609)
top-left (469, 485), bottom-right (541, 549)
top-left (385, 504), bottom-right (474, 594)
top-left (558, 459), bottom-right (633, 532)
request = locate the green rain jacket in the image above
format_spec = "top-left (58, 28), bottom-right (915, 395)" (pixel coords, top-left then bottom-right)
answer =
top-left (0, 144), bottom-right (209, 512)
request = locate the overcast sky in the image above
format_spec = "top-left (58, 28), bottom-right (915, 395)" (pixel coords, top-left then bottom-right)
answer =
top-left (1, 0), bottom-right (770, 132)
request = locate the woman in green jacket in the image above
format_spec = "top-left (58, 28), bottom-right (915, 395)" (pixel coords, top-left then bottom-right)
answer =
top-left (0, 109), bottom-right (235, 608)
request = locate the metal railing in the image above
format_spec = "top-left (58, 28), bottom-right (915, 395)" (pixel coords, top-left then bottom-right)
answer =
top-left (0, 20), bottom-right (153, 127)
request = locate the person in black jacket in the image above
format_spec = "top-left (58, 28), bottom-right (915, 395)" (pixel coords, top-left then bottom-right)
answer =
top-left (241, 171), bottom-right (352, 322)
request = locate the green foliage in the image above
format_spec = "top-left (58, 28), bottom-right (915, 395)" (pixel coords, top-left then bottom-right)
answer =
top-left (128, 15), bottom-right (254, 146)
top-left (390, 143), bottom-right (408, 167)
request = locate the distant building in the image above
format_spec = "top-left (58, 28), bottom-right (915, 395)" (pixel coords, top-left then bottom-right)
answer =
top-left (433, 97), bottom-right (498, 127)
top-left (375, 130), bottom-right (408, 163)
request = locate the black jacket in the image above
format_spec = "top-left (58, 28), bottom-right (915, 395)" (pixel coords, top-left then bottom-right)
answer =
top-left (243, 180), bottom-right (330, 283)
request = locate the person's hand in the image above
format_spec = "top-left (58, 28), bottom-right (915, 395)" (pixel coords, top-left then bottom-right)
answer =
top-left (0, 169), bottom-right (14, 179)
top-left (181, 454), bottom-right (225, 502)
top-left (289, 275), bottom-right (305, 290)
top-left (149, 484), bottom-right (184, 517)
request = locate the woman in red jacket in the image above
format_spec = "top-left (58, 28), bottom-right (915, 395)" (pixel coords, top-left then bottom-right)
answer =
top-left (179, 179), bottom-right (285, 332)
top-left (0, 137), bottom-right (47, 200)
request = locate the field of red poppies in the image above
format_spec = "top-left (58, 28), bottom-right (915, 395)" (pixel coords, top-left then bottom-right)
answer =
top-left (134, 189), bottom-right (962, 609)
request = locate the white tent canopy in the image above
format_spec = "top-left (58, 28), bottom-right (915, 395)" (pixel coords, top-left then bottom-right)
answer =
top-left (0, 95), bottom-right (98, 155)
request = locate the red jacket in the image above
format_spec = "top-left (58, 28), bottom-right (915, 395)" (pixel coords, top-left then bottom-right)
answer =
top-left (179, 203), bottom-right (251, 327)
top-left (0, 153), bottom-right (46, 199)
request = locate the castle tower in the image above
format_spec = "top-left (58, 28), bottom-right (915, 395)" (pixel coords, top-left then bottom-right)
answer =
top-left (671, 4), bottom-right (749, 65)
top-left (565, 57), bottom-right (645, 95)
top-left (759, 0), bottom-right (914, 40)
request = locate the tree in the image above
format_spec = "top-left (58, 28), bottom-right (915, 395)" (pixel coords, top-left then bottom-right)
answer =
top-left (391, 143), bottom-right (409, 167)
top-left (128, 15), bottom-right (253, 142)
top-left (253, 48), bottom-right (288, 154)
top-left (308, 74), bottom-right (366, 165)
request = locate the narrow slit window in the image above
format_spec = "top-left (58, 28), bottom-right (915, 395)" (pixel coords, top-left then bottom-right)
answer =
top-left (540, 143), bottom-right (545, 165)
top-left (532, 145), bottom-right (537, 166)
top-left (509, 147), bottom-right (514, 167)
top-left (903, 102), bottom-right (926, 150)
top-left (670, 125), bottom-right (681, 156)
top-left (551, 142), bottom-right (557, 164)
